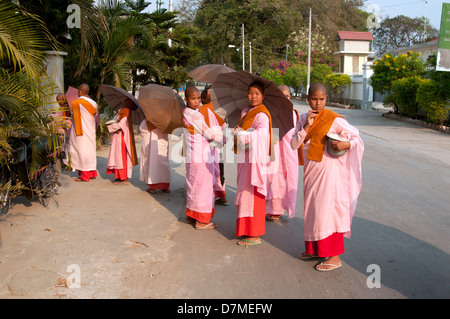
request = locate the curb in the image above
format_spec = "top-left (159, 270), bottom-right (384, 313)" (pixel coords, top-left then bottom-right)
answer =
top-left (382, 112), bottom-right (450, 135)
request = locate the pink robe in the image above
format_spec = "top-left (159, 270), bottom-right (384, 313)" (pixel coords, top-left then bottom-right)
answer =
top-left (183, 107), bottom-right (223, 214)
top-left (266, 111), bottom-right (299, 218)
top-left (201, 106), bottom-right (227, 197)
top-left (291, 114), bottom-right (364, 241)
top-left (66, 96), bottom-right (97, 172)
top-left (106, 114), bottom-right (134, 179)
top-left (235, 107), bottom-right (271, 218)
top-left (139, 120), bottom-right (171, 185)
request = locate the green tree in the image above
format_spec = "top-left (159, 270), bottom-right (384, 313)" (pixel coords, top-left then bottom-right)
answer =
top-left (0, 1), bottom-right (60, 173)
top-left (372, 15), bottom-right (439, 57)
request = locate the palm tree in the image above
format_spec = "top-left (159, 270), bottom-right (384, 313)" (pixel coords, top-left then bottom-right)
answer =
top-left (95, 0), bottom-right (156, 98)
top-left (0, 1), bottom-right (59, 173)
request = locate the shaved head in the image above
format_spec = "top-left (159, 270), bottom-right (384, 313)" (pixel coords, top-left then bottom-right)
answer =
top-left (308, 83), bottom-right (327, 96)
top-left (185, 86), bottom-right (199, 99)
top-left (78, 83), bottom-right (89, 96)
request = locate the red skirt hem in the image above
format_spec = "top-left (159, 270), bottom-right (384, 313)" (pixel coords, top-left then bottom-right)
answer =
top-left (186, 208), bottom-right (216, 224)
top-left (236, 187), bottom-right (266, 237)
top-left (305, 232), bottom-right (345, 257)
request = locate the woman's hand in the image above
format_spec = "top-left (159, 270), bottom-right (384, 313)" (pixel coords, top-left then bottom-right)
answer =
top-left (330, 140), bottom-right (350, 152)
top-left (303, 110), bottom-right (318, 132)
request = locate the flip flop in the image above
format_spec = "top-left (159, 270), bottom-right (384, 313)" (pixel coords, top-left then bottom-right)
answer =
top-left (237, 239), bottom-right (261, 247)
top-left (74, 178), bottom-right (88, 182)
top-left (215, 199), bottom-right (230, 206)
top-left (315, 262), bottom-right (342, 272)
top-left (146, 188), bottom-right (156, 194)
top-left (195, 222), bottom-right (218, 230)
top-left (298, 253), bottom-right (319, 260)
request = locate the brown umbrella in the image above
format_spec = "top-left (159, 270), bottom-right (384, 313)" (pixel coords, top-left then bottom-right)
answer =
top-left (188, 64), bottom-right (235, 83)
top-left (137, 84), bottom-right (186, 134)
top-left (100, 84), bottom-right (146, 125)
top-left (209, 71), bottom-right (294, 139)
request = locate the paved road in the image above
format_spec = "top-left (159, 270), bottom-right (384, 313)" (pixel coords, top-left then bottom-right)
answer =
top-left (0, 100), bottom-right (449, 300)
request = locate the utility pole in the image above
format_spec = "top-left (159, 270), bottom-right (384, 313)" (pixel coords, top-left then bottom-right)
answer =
top-left (307, 8), bottom-right (312, 93)
top-left (168, 0), bottom-right (173, 47)
top-left (242, 24), bottom-right (245, 71)
top-left (249, 41), bottom-right (252, 73)
top-left (424, 0), bottom-right (428, 41)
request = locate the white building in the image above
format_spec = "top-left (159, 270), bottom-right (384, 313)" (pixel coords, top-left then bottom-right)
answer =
top-left (334, 31), bottom-right (375, 75)
top-left (396, 37), bottom-right (439, 63)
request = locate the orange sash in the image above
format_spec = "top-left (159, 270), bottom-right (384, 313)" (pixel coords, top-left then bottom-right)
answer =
top-left (299, 108), bottom-right (343, 165)
top-left (72, 98), bottom-right (97, 136)
top-left (117, 108), bottom-right (138, 167)
top-left (234, 104), bottom-right (272, 155)
top-left (199, 103), bottom-right (225, 127)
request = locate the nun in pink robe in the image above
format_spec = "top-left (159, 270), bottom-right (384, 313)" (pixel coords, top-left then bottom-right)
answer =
top-left (265, 110), bottom-right (299, 220)
top-left (292, 113), bottom-right (363, 239)
top-left (139, 119), bottom-right (171, 193)
top-left (183, 94), bottom-right (224, 229)
top-left (66, 94), bottom-right (98, 181)
top-left (234, 106), bottom-right (271, 241)
top-left (106, 107), bottom-right (138, 183)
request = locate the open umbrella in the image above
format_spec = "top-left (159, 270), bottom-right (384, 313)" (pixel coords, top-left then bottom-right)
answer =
top-left (209, 71), bottom-right (294, 139)
top-left (100, 84), bottom-right (146, 125)
top-left (65, 86), bottom-right (78, 115)
top-left (137, 84), bottom-right (186, 134)
top-left (188, 64), bottom-right (235, 84)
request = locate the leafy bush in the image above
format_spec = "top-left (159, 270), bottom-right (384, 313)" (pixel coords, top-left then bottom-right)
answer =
top-left (260, 68), bottom-right (284, 86)
top-left (324, 73), bottom-right (351, 103)
top-left (308, 64), bottom-right (333, 86)
top-left (283, 63), bottom-right (307, 96)
top-left (370, 51), bottom-right (426, 96)
top-left (390, 76), bottom-right (427, 117)
top-left (416, 80), bottom-right (450, 125)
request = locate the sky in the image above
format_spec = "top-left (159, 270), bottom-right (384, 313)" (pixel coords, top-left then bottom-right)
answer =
top-left (364, 0), bottom-right (446, 29)
top-left (146, 0), bottom-right (446, 30)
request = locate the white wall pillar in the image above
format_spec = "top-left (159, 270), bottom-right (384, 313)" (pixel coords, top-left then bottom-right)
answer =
top-left (43, 50), bottom-right (68, 110)
top-left (362, 61), bottom-right (373, 109)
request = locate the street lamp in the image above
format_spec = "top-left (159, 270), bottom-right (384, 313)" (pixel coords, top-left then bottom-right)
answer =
top-left (228, 45), bottom-right (245, 71)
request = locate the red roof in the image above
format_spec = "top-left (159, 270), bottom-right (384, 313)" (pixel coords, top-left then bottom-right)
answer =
top-left (337, 31), bottom-right (374, 41)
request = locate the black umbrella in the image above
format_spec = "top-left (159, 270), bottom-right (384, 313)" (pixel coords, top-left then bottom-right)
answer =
top-left (137, 84), bottom-right (186, 134)
top-left (188, 64), bottom-right (236, 83)
top-left (100, 84), bottom-right (146, 125)
top-left (209, 71), bottom-right (294, 139)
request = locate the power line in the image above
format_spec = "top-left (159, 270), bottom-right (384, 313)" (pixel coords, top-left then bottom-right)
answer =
top-left (382, 0), bottom-right (424, 8)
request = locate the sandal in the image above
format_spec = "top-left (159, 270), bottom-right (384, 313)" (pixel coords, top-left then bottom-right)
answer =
top-left (195, 222), bottom-right (218, 230)
top-left (298, 252), bottom-right (319, 260)
top-left (215, 199), bottom-right (230, 206)
top-left (237, 238), bottom-right (261, 247)
top-left (146, 188), bottom-right (156, 194)
top-left (315, 262), bottom-right (342, 272)
top-left (74, 178), bottom-right (88, 182)
top-left (266, 215), bottom-right (281, 221)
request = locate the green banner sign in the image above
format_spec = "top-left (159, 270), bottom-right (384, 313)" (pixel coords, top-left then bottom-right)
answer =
top-left (437, 3), bottom-right (450, 71)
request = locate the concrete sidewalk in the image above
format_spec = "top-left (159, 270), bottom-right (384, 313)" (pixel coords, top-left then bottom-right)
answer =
top-left (0, 100), bottom-right (449, 299)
